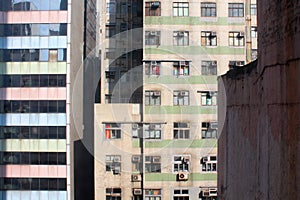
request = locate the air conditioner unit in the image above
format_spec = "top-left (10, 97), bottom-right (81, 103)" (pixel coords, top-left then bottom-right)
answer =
top-left (152, 156), bottom-right (161, 163)
top-left (132, 123), bottom-right (139, 129)
top-left (209, 188), bottom-right (217, 196)
top-left (151, 61), bottom-right (157, 65)
top-left (150, 31), bottom-right (157, 36)
top-left (202, 157), bottom-right (208, 163)
top-left (238, 32), bottom-right (245, 37)
top-left (113, 157), bottom-right (121, 162)
top-left (132, 155), bottom-right (140, 162)
top-left (149, 124), bottom-right (156, 129)
top-left (113, 166), bottom-right (121, 174)
top-left (212, 61), bottom-right (217, 65)
top-left (178, 172), bottom-right (189, 181)
top-left (183, 156), bottom-right (190, 163)
top-left (133, 189), bottom-right (142, 195)
top-left (153, 91), bottom-right (161, 96)
top-left (180, 91), bottom-right (188, 96)
top-left (151, 1), bottom-right (160, 8)
top-left (202, 189), bottom-right (210, 197)
top-left (132, 174), bottom-right (142, 182)
top-left (210, 122), bottom-right (218, 129)
top-left (180, 61), bottom-right (187, 66)
top-left (210, 31), bottom-right (217, 37)
top-left (177, 32), bottom-right (185, 37)
top-left (236, 61), bottom-right (244, 66)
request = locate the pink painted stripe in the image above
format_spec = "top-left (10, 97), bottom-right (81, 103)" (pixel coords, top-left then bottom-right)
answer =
top-left (0, 88), bottom-right (66, 100)
top-left (0, 11), bottom-right (68, 24)
top-left (0, 165), bottom-right (67, 178)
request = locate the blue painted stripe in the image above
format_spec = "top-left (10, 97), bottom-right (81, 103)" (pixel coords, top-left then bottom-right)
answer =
top-left (0, 191), bottom-right (67, 200)
top-left (0, 114), bottom-right (66, 126)
top-left (0, 36), bottom-right (67, 49)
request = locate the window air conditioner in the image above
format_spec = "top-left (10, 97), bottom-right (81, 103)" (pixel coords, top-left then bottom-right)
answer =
top-left (153, 91), bottom-right (161, 96)
top-left (132, 155), bottom-right (140, 162)
top-left (149, 124), bottom-right (156, 129)
top-left (209, 188), bottom-right (217, 196)
top-left (132, 123), bottom-right (139, 129)
top-left (212, 61), bottom-right (217, 65)
top-left (236, 61), bottom-right (244, 66)
top-left (113, 166), bottom-right (121, 174)
top-left (210, 122), bottom-right (218, 129)
top-left (177, 32), bottom-right (185, 37)
top-left (133, 189), bottom-right (142, 195)
top-left (132, 174), bottom-right (142, 182)
top-left (202, 157), bottom-right (208, 163)
top-left (150, 31), bottom-right (157, 36)
top-left (152, 156), bottom-right (161, 163)
top-left (151, 61), bottom-right (157, 65)
top-left (113, 157), bottom-right (120, 162)
top-left (151, 1), bottom-right (160, 8)
top-left (180, 91), bottom-right (187, 96)
top-left (210, 31), bottom-right (217, 37)
top-left (178, 171), bottom-right (189, 181)
top-left (202, 189), bottom-right (210, 197)
top-left (179, 61), bottom-right (187, 66)
top-left (238, 32), bottom-right (245, 37)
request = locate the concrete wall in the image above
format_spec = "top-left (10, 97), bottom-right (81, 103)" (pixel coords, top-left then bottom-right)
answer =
top-left (218, 1), bottom-right (300, 199)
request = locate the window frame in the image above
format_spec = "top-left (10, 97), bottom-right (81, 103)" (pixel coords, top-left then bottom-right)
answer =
top-left (201, 122), bottom-right (218, 139)
top-left (145, 31), bottom-right (161, 46)
top-left (173, 91), bottom-right (189, 106)
top-left (105, 155), bottom-right (121, 174)
top-left (145, 90), bottom-right (161, 106)
top-left (104, 123), bottom-right (121, 139)
top-left (145, 1), bottom-right (161, 16)
top-left (228, 31), bottom-right (245, 46)
top-left (144, 123), bottom-right (162, 140)
top-left (200, 91), bottom-right (217, 106)
top-left (145, 156), bottom-right (161, 173)
top-left (201, 31), bottom-right (217, 46)
top-left (145, 189), bottom-right (162, 200)
top-left (173, 123), bottom-right (190, 139)
top-left (172, 155), bottom-right (191, 173)
top-left (173, 61), bottom-right (190, 76)
top-left (145, 61), bottom-right (161, 75)
top-left (201, 156), bottom-right (217, 172)
top-left (201, 2), bottom-right (217, 17)
top-left (228, 3), bottom-right (244, 17)
top-left (201, 60), bottom-right (217, 75)
top-left (173, 31), bottom-right (189, 46)
top-left (173, 2), bottom-right (189, 16)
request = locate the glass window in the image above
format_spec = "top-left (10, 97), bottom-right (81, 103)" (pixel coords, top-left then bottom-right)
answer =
top-left (229, 31), bottom-right (245, 46)
top-left (173, 155), bottom-right (190, 172)
top-left (58, 49), bottom-right (66, 61)
top-left (173, 123), bottom-right (190, 139)
top-left (105, 155), bottom-right (121, 175)
top-left (173, 2), bottom-right (189, 16)
top-left (145, 156), bottom-right (161, 173)
top-left (145, 31), bottom-right (160, 46)
top-left (201, 91), bottom-right (217, 106)
top-left (145, 91), bottom-right (161, 105)
top-left (173, 61), bottom-right (189, 76)
top-left (144, 124), bottom-right (162, 139)
top-left (40, 49), bottom-right (49, 61)
top-left (145, 61), bottom-right (160, 75)
top-left (228, 3), bottom-right (244, 17)
top-left (201, 156), bottom-right (217, 172)
top-left (48, 101), bottom-right (58, 113)
top-left (202, 122), bottom-right (218, 139)
top-left (173, 91), bottom-right (189, 106)
top-left (105, 123), bottom-right (121, 139)
top-left (251, 4), bottom-right (257, 15)
top-left (49, 49), bottom-right (58, 62)
top-left (201, 31), bottom-right (217, 46)
top-left (251, 26), bottom-right (257, 38)
top-left (145, 189), bottom-right (162, 200)
top-left (173, 31), bottom-right (189, 46)
top-left (201, 3), bottom-right (216, 17)
top-left (145, 1), bottom-right (161, 16)
top-left (201, 61), bottom-right (217, 75)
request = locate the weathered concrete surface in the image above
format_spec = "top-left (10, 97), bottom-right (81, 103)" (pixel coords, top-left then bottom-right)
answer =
top-left (218, 1), bottom-right (300, 199)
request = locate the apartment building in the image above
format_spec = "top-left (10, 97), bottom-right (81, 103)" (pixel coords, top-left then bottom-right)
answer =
top-left (0, 1), bottom-right (98, 200)
top-left (96, 0), bottom-right (257, 199)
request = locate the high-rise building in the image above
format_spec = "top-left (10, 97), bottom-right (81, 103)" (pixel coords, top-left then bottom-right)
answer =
top-left (95, 0), bottom-right (257, 199)
top-left (0, 1), bottom-right (98, 200)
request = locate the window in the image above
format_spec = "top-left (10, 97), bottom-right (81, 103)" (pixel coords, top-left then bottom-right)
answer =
top-left (145, 91), bottom-right (161, 106)
top-left (201, 3), bottom-right (216, 17)
top-left (202, 122), bottom-right (218, 139)
top-left (145, 61), bottom-right (161, 75)
top-left (144, 124), bottom-right (162, 139)
top-left (0, 126), bottom-right (65, 139)
top-left (145, 1), bottom-right (161, 16)
top-left (105, 48), bottom-right (115, 59)
top-left (229, 32), bottom-right (245, 46)
top-left (105, 123), bottom-right (121, 139)
top-left (228, 3), bottom-right (244, 17)
top-left (145, 156), bottom-right (161, 173)
top-left (228, 60), bottom-right (245, 69)
top-left (106, 1), bottom-right (116, 14)
top-left (145, 31), bottom-right (160, 46)
top-left (105, 25), bottom-right (116, 38)
top-left (251, 49), bottom-right (257, 61)
top-left (201, 61), bottom-right (217, 75)
top-left (0, 0), bottom-right (67, 11)
top-left (173, 31), bottom-right (189, 46)
top-left (145, 189), bottom-right (162, 200)
top-left (0, 178), bottom-right (66, 190)
top-left (251, 4), bottom-right (257, 15)
top-left (173, 155), bottom-right (190, 172)
top-left (132, 123), bottom-right (143, 138)
top-left (200, 91), bottom-right (217, 106)
top-left (173, 91), bottom-right (189, 106)
top-left (251, 26), bottom-right (257, 38)
top-left (106, 188), bottom-right (121, 200)
top-left (173, 2), bottom-right (189, 16)
top-left (173, 61), bottom-right (189, 76)
top-left (173, 123), bottom-right (190, 139)
top-left (199, 187), bottom-right (218, 200)
top-left (201, 31), bottom-right (217, 46)
top-left (105, 155), bottom-right (121, 174)
top-left (132, 155), bottom-right (142, 172)
top-left (173, 189), bottom-right (189, 200)
top-left (201, 156), bottom-right (217, 172)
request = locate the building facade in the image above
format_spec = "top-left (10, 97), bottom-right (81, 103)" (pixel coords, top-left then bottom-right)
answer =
top-left (96, 0), bottom-right (257, 199)
top-left (0, 0), bottom-right (98, 200)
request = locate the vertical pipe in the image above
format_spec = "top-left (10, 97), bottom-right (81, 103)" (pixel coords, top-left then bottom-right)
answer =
top-left (245, 0), bottom-right (252, 63)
